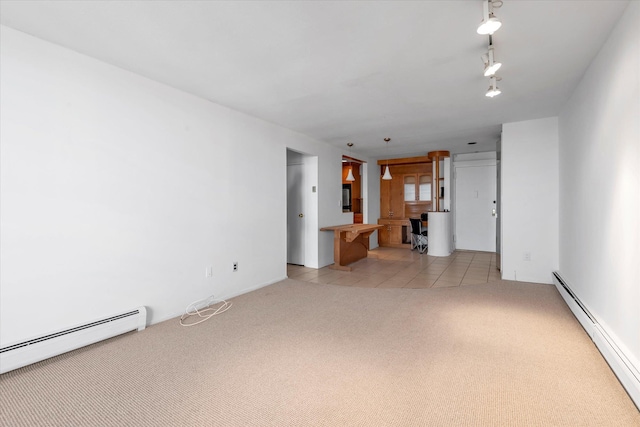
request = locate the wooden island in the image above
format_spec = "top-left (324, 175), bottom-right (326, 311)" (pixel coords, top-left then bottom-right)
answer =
top-left (320, 224), bottom-right (383, 271)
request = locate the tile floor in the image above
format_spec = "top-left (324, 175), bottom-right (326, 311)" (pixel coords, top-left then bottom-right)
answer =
top-left (287, 247), bottom-right (501, 289)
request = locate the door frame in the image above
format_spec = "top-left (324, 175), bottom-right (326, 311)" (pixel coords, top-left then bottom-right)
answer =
top-left (452, 155), bottom-right (498, 252)
top-left (286, 149), bottom-right (318, 268)
top-left (287, 162), bottom-right (305, 265)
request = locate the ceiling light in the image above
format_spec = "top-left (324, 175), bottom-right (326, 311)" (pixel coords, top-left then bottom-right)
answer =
top-left (382, 167), bottom-right (392, 180)
top-left (345, 142), bottom-right (356, 181)
top-left (477, 14), bottom-right (501, 35)
top-left (482, 45), bottom-right (502, 77)
top-left (346, 168), bottom-right (356, 182)
top-left (382, 138), bottom-right (392, 180)
top-left (486, 76), bottom-right (501, 97)
top-left (477, 0), bottom-right (503, 35)
top-left (345, 143), bottom-right (356, 181)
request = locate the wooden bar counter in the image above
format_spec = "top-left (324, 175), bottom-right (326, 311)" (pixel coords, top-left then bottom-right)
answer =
top-left (320, 224), bottom-right (383, 271)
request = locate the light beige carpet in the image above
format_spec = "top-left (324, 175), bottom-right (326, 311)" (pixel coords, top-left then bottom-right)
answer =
top-left (1, 279), bottom-right (638, 426)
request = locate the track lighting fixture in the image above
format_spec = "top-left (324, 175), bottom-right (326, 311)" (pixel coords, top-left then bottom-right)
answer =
top-left (477, 0), bottom-right (503, 35)
top-left (482, 45), bottom-right (502, 77)
top-left (382, 138), bottom-right (392, 180)
top-left (485, 76), bottom-right (501, 98)
top-left (478, 1), bottom-right (504, 97)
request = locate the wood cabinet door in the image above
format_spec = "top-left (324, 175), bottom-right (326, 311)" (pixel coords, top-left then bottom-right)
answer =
top-left (389, 225), bottom-right (403, 245)
top-left (403, 173), bottom-right (432, 218)
top-left (403, 173), bottom-right (432, 201)
top-left (389, 170), bottom-right (404, 218)
top-left (418, 173), bottom-right (432, 201)
top-left (378, 224), bottom-right (390, 245)
top-left (403, 175), bottom-right (417, 201)
top-left (380, 177), bottom-right (391, 218)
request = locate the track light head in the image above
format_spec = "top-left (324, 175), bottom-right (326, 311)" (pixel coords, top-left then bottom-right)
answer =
top-left (477, 1), bottom-right (503, 35)
top-left (485, 76), bottom-right (501, 98)
top-left (478, 14), bottom-right (502, 35)
top-left (482, 46), bottom-right (502, 77)
top-left (484, 62), bottom-right (502, 77)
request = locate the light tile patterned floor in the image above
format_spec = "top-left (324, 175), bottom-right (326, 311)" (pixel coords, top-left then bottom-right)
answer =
top-left (287, 248), bottom-right (501, 289)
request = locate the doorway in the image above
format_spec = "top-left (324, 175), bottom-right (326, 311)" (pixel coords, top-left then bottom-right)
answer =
top-left (454, 163), bottom-right (497, 252)
top-left (287, 162), bottom-right (305, 265)
top-left (286, 149), bottom-right (318, 267)
top-left (341, 155), bottom-right (366, 224)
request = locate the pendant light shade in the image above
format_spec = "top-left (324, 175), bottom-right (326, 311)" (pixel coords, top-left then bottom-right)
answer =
top-left (382, 137), bottom-right (392, 180)
top-left (382, 166), bottom-right (392, 180)
top-left (346, 167), bottom-right (356, 181)
top-left (345, 142), bottom-right (356, 181)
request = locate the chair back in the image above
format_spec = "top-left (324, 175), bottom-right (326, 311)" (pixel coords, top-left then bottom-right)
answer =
top-left (409, 218), bottom-right (422, 235)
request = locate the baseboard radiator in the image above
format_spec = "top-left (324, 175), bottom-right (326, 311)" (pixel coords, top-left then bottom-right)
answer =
top-left (0, 307), bottom-right (147, 374)
top-left (553, 272), bottom-right (639, 409)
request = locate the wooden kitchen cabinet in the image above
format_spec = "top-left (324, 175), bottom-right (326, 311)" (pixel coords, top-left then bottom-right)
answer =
top-left (377, 219), bottom-right (407, 248)
top-left (403, 173), bottom-right (432, 218)
top-left (380, 173), bottom-right (404, 219)
top-left (378, 156), bottom-right (433, 248)
top-left (378, 220), bottom-right (390, 246)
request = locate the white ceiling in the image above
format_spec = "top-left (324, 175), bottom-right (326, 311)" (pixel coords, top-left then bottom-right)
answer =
top-left (0, 1), bottom-right (629, 158)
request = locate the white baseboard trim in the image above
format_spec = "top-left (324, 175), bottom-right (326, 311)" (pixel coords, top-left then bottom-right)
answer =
top-left (552, 273), bottom-right (596, 339)
top-left (553, 272), bottom-right (639, 409)
top-left (592, 324), bottom-right (640, 408)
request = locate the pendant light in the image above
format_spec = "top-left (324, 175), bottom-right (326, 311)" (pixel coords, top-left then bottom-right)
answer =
top-left (345, 143), bottom-right (356, 181)
top-left (382, 138), bottom-right (392, 180)
top-left (346, 167), bottom-right (356, 182)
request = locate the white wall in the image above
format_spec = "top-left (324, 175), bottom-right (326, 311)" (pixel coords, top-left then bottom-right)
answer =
top-left (501, 117), bottom-right (559, 284)
top-left (558, 2), bottom-right (639, 367)
top-left (0, 26), bottom-right (347, 345)
top-left (367, 162), bottom-right (381, 249)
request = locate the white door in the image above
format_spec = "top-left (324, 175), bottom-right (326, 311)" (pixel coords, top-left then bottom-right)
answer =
top-left (455, 164), bottom-right (497, 252)
top-left (287, 163), bottom-right (305, 265)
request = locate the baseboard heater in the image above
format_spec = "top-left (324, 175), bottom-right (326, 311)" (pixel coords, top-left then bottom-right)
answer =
top-left (0, 307), bottom-right (147, 374)
top-left (553, 272), bottom-right (639, 409)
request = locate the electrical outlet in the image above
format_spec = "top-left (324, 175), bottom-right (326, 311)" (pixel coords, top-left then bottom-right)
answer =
top-left (233, 262), bottom-right (238, 272)
top-left (523, 252), bottom-right (531, 261)
top-left (206, 266), bottom-right (213, 277)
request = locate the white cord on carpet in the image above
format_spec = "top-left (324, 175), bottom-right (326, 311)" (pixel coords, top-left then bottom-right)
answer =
top-left (180, 295), bottom-right (232, 326)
